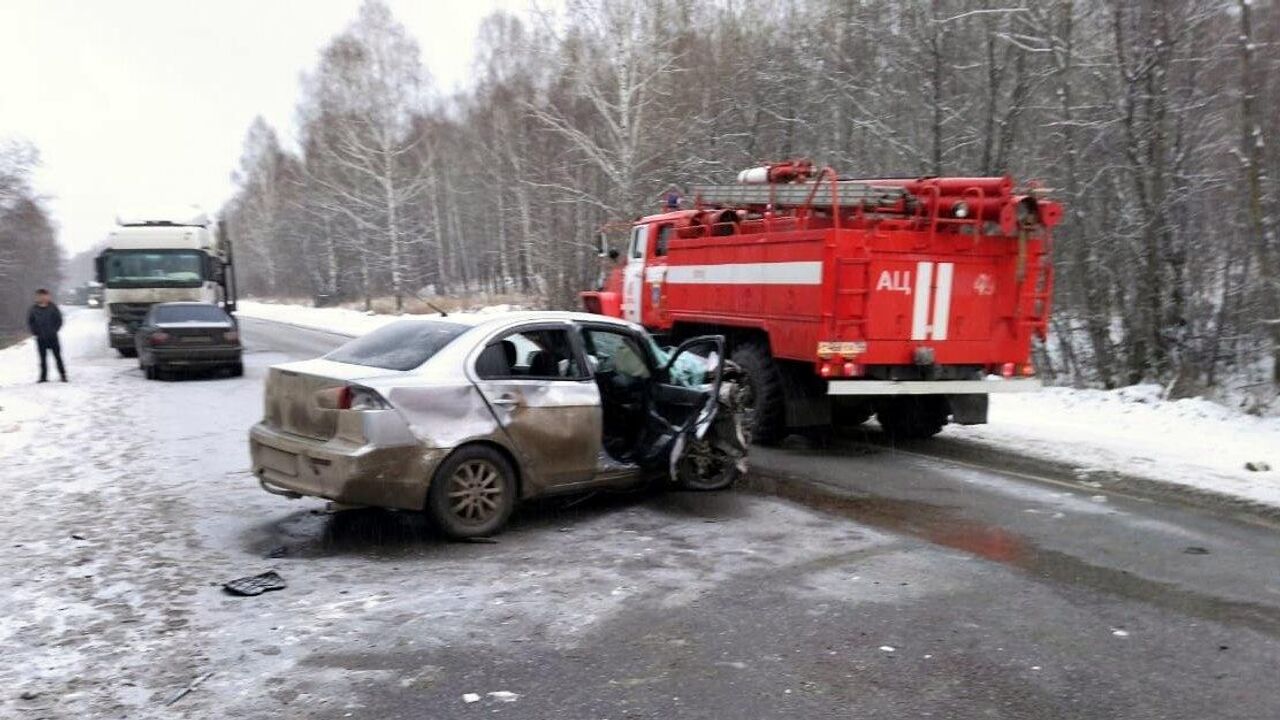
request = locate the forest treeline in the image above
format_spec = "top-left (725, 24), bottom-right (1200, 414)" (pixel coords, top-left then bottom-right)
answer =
top-left (0, 141), bottom-right (60, 335)
top-left (223, 0), bottom-right (1279, 397)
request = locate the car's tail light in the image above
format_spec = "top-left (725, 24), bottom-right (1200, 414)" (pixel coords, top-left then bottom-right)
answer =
top-left (344, 386), bottom-right (390, 410)
top-left (1001, 362), bottom-right (1015, 378)
top-left (223, 330), bottom-right (239, 343)
top-left (322, 385), bottom-right (391, 411)
top-left (149, 332), bottom-right (171, 345)
top-left (1021, 363), bottom-right (1035, 377)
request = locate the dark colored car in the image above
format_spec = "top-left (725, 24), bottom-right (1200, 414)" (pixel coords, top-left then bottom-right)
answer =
top-left (135, 302), bottom-right (243, 380)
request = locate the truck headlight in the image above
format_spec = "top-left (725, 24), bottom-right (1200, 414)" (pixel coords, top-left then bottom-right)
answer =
top-left (952, 201), bottom-right (970, 218)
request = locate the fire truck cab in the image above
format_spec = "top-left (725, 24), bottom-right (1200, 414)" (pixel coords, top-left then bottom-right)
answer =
top-left (583, 161), bottom-right (1061, 444)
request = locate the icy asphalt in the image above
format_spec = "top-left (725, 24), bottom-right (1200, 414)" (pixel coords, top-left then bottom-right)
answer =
top-left (0, 309), bottom-right (1277, 719)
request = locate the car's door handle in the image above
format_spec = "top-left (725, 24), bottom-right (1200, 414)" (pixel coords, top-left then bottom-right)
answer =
top-left (491, 394), bottom-right (520, 407)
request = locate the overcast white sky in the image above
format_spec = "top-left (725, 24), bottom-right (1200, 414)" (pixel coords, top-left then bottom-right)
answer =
top-left (0, 0), bottom-right (551, 255)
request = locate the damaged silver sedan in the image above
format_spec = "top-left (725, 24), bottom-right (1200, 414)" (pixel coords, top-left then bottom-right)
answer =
top-left (249, 311), bottom-right (747, 538)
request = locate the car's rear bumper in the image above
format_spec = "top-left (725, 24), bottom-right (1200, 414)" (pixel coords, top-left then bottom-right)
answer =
top-left (152, 346), bottom-right (242, 366)
top-left (249, 422), bottom-right (442, 510)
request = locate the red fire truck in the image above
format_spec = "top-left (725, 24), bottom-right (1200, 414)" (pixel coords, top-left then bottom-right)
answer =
top-left (581, 160), bottom-right (1061, 444)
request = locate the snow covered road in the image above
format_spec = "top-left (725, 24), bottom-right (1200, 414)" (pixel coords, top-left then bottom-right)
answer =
top-left (3, 308), bottom-right (1280, 719)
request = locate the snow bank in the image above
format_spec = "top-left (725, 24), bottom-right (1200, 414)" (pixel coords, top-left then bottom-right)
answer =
top-left (944, 384), bottom-right (1280, 509)
top-left (235, 300), bottom-right (523, 337)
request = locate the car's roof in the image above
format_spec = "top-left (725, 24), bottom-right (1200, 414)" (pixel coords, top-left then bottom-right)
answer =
top-left (394, 310), bottom-right (637, 331)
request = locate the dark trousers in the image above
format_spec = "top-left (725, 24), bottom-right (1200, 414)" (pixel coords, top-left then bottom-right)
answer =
top-left (37, 336), bottom-right (66, 381)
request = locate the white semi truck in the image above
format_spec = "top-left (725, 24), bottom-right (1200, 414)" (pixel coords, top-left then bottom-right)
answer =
top-left (94, 209), bottom-right (237, 357)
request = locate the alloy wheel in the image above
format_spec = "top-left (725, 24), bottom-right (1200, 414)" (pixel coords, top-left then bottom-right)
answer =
top-left (447, 459), bottom-right (504, 525)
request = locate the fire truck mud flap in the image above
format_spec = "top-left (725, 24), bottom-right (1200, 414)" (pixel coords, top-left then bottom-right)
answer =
top-left (946, 394), bottom-right (988, 425)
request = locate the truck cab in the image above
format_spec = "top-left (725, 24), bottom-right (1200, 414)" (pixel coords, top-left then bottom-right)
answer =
top-left (95, 210), bottom-right (236, 356)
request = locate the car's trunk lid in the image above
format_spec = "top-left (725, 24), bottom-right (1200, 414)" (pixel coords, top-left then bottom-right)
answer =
top-left (264, 358), bottom-right (403, 441)
top-left (157, 321), bottom-right (230, 346)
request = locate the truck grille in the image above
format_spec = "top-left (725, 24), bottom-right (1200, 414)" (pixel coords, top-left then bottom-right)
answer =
top-left (108, 303), bottom-right (152, 323)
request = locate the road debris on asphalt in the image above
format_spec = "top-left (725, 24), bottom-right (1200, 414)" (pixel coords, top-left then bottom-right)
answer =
top-left (222, 570), bottom-right (286, 596)
top-left (462, 693), bottom-right (481, 703)
top-left (166, 671), bottom-right (214, 706)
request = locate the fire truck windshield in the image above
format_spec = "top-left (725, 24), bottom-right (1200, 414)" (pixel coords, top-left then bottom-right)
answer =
top-left (103, 250), bottom-right (206, 288)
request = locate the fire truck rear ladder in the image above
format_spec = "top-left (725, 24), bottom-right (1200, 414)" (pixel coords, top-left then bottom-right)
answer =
top-left (692, 182), bottom-right (909, 209)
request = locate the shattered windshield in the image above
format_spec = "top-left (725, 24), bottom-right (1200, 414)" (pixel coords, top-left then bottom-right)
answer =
top-left (644, 335), bottom-right (719, 387)
top-left (103, 250), bottom-right (205, 288)
top-left (667, 346), bottom-right (720, 387)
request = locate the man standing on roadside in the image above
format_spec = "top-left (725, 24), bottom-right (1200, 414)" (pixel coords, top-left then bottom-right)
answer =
top-left (27, 288), bottom-right (67, 383)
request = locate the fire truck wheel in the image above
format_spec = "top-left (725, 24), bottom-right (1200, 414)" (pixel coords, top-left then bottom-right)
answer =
top-left (729, 343), bottom-right (786, 446)
top-left (874, 396), bottom-right (948, 439)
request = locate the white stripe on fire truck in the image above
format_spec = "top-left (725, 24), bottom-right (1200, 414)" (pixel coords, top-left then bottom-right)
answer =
top-left (663, 261), bottom-right (822, 285)
top-left (911, 261), bottom-right (933, 340)
top-left (931, 262), bottom-right (954, 341)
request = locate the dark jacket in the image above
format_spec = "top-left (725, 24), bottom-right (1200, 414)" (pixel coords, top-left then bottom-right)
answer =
top-left (27, 303), bottom-right (63, 340)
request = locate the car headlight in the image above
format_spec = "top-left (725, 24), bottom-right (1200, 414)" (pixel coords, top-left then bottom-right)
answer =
top-left (952, 201), bottom-right (970, 218)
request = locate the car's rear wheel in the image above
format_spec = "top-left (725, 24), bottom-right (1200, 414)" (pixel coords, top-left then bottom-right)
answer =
top-left (427, 446), bottom-right (516, 539)
top-left (118, 347), bottom-right (137, 358)
top-left (144, 364), bottom-right (156, 380)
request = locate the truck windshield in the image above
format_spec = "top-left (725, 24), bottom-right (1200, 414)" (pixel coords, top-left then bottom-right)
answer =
top-left (103, 250), bottom-right (205, 288)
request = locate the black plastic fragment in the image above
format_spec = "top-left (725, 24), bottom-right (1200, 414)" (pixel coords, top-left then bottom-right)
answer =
top-left (223, 570), bottom-right (287, 596)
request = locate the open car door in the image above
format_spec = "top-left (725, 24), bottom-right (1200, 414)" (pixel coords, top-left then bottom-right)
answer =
top-left (637, 335), bottom-right (748, 489)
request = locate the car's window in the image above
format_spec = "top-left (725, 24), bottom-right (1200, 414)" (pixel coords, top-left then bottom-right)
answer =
top-left (476, 328), bottom-right (584, 380)
top-left (655, 224), bottom-right (673, 256)
top-left (153, 304), bottom-right (229, 323)
top-left (326, 319), bottom-right (468, 371)
top-left (580, 328), bottom-right (651, 380)
top-left (629, 224), bottom-right (647, 259)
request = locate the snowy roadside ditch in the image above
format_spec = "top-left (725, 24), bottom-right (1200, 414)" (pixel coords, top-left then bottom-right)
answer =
top-left (942, 385), bottom-right (1280, 516)
top-left (236, 300), bottom-right (1280, 517)
top-left (234, 299), bottom-right (521, 337)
